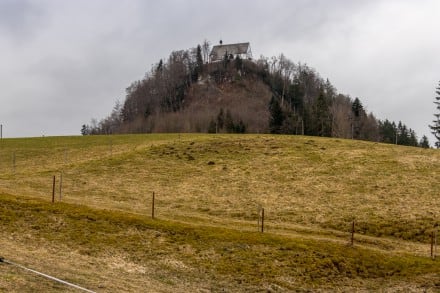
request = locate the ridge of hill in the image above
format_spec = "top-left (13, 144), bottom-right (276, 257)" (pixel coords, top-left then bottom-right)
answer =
top-left (0, 134), bottom-right (439, 291)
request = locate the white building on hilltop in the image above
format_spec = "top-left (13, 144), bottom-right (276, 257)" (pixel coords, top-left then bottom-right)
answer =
top-left (209, 41), bottom-right (252, 62)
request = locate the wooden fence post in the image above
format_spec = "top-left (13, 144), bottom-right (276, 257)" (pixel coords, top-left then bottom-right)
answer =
top-left (261, 208), bottom-right (264, 233)
top-left (257, 210), bottom-right (260, 231)
top-left (431, 231), bottom-right (435, 260)
top-left (152, 192), bottom-right (155, 219)
top-left (52, 175), bottom-right (56, 203)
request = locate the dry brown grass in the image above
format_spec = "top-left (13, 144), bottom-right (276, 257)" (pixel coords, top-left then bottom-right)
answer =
top-left (1, 193), bottom-right (439, 292)
top-left (0, 227), bottom-right (192, 292)
top-left (1, 134), bottom-right (439, 241)
top-left (0, 134), bottom-right (439, 291)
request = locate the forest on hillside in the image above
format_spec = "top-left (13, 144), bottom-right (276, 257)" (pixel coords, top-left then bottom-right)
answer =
top-left (82, 41), bottom-right (430, 148)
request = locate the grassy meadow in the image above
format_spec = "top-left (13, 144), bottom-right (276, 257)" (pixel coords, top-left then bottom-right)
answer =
top-left (0, 134), bottom-right (439, 291)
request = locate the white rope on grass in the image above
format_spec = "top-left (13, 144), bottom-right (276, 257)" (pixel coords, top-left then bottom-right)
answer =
top-left (0, 257), bottom-right (95, 293)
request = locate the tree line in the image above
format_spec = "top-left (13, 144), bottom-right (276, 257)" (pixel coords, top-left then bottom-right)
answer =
top-left (82, 40), bottom-right (432, 148)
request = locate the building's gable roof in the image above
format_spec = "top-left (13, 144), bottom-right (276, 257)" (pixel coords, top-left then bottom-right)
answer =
top-left (210, 42), bottom-right (251, 61)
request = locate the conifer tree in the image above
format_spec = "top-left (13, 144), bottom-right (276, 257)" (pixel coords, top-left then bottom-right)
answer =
top-left (207, 119), bottom-right (217, 133)
top-left (315, 90), bottom-right (332, 137)
top-left (269, 96), bottom-right (284, 134)
top-left (225, 110), bottom-right (235, 133)
top-left (429, 81), bottom-right (440, 148)
top-left (419, 135), bottom-right (430, 148)
top-left (217, 108), bottom-right (225, 130)
top-left (351, 97), bottom-right (364, 139)
top-left (196, 45), bottom-right (203, 71)
top-left (408, 129), bottom-right (418, 147)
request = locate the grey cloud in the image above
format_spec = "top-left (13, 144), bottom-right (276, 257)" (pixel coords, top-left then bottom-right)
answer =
top-left (0, 0), bottom-right (47, 40)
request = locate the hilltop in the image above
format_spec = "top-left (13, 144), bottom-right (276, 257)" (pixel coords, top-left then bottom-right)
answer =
top-left (0, 134), bottom-right (439, 291)
top-left (83, 41), bottom-right (428, 147)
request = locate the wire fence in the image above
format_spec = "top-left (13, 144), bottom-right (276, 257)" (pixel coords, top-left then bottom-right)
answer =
top-left (0, 257), bottom-right (95, 292)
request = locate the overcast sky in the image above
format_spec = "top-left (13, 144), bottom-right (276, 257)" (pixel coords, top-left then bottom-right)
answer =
top-left (1, 0), bottom-right (439, 143)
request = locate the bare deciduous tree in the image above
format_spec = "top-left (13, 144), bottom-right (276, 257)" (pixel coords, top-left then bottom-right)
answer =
top-left (202, 39), bottom-right (211, 64)
top-left (330, 94), bottom-right (352, 138)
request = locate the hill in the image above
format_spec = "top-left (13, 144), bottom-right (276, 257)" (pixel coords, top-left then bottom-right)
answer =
top-left (0, 134), bottom-right (439, 291)
top-left (83, 43), bottom-right (426, 147)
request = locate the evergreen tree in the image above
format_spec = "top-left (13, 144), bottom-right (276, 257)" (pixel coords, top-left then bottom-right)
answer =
top-left (429, 81), bottom-right (440, 148)
top-left (196, 45), bottom-right (203, 72)
top-left (408, 129), bottom-right (418, 147)
top-left (189, 45), bottom-right (204, 82)
top-left (156, 59), bottom-right (163, 74)
top-left (397, 121), bottom-right (408, 145)
top-left (323, 79), bottom-right (336, 100)
top-left (351, 97), bottom-right (364, 139)
top-left (287, 79), bottom-right (304, 115)
top-left (224, 110), bottom-right (235, 133)
top-left (280, 111), bottom-right (296, 134)
top-left (207, 119), bottom-right (217, 133)
top-left (80, 124), bottom-right (90, 136)
top-left (269, 96), bottom-right (284, 134)
top-left (352, 97), bottom-right (363, 117)
top-left (217, 108), bottom-right (225, 130)
top-left (419, 135), bottom-right (430, 148)
top-left (315, 90), bottom-right (332, 137)
top-left (234, 55), bottom-right (243, 71)
top-left (235, 119), bottom-right (246, 133)
top-left (378, 119), bottom-right (396, 144)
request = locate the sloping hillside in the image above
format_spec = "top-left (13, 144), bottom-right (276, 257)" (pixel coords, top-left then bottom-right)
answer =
top-left (0, 134), bottom-right (439, 291)
top-left (142, 77), bottom-right (272, 133)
